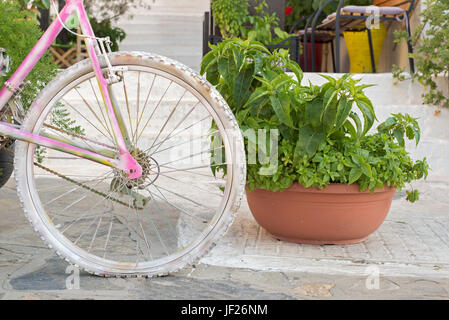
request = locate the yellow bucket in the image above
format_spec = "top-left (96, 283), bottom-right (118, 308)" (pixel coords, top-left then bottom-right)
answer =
top-left (343, 23), bottom-right (386, 73)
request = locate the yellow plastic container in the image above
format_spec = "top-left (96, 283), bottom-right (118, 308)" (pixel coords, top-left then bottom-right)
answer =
top-left (343, 23), bottom-right (386, 73)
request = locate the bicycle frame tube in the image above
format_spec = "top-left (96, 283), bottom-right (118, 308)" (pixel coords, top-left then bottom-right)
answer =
top-left (0, 0), bottom-right (142, 178)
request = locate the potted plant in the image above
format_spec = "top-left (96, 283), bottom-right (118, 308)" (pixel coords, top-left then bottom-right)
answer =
top-left (393, 0), bottom-right (449, 109)
top-left (201, 38), bottom-right (429, 244)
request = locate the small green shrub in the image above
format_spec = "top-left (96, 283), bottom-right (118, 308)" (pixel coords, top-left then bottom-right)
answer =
top-left (393, 0), bottom-right (449, 108)
top-left (0, 0), bottom-right (58, 111)
top-left (211, 0), bottom-right (249, 38)
top-left (211, 0), bottom-right (292, 44)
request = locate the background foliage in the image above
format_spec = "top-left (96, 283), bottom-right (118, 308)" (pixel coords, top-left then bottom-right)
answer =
top-left (211, 0), bottom-right (292, 44)
top-left (393, 0), bottom-right (449, 109)
top-left (0, 0), bottom-right (58, 112)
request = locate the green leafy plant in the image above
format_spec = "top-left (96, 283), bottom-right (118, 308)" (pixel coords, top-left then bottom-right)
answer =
top-left (211, 0), bottom-right (249, 38)
top-left (201, 38), bottom-right (429, 202)
top-left (377, 113), bottom-right (420, 147)
top-left (16, 0), bottom-right (50, 11)
top-left (242, 0), bottom-right (292, 44)
top-left (90, 17), bottom-right (126, 52)
top-left (393, 0), bottom-right (449, 109)
top-left (0, 0), bottom-right (58, 112)
top-left (285, 0), bottom-right (315, 32)
top-left (211, 0), bottom-right (293, 44)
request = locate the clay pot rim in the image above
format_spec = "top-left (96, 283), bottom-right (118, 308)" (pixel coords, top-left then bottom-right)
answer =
top-left (246, 182), bottom-right (396, 195)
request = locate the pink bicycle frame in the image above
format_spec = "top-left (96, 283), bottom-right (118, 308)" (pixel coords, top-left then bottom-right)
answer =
top-left (0, 0), bottom-right (142, 179)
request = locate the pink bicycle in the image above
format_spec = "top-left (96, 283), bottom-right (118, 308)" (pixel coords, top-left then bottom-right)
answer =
top-left (0, 0), bottom-right (245, 277)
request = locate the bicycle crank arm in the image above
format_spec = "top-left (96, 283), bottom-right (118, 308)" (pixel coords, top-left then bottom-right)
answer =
top-left (0, 122), bottom-right (142, 179)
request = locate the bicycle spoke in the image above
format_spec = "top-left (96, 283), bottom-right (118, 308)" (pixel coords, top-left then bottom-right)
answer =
top-left (88, 216), bottom-right (103, 253)
top-left (148, 114), bottom-right (212, 153)
top-left (147, 189), bottom-right (177, 238)
top-left (146, 102), bottom-right (198, 156)
top-left (159, 163), bottom-right (227, 176)
top-left (62, 98), bottom-right (115, 145)
top-left (137, 80), bottom-right (173, 142)
top-left (89, 79), bottom-right (114, 137)
top-left (61, 176), bottom-right (124, 235)
top-left (152, 129), bottom-right (219, 156)
top-left (153, 184), bottom-right (215, 212)
top-left (151, 185), bottom-right (207, 223)
top-left (146, 89), bottom-right (187, 152)
top-left (157, 172), bottom-right (223, 197)
top-left (135, 74), bottom-right (156, 139)
top-left (74, 87), bottom-right (114, 139)
top-left (132, 71), bottom-right (141, 147)
top-left (159, 145), bottom-right (224, 167)
top-left (103, 217), bottom-right (113, 258)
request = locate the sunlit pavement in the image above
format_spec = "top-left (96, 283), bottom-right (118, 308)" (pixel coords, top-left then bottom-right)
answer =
top-left (1, 176), bottom-right (449, 299)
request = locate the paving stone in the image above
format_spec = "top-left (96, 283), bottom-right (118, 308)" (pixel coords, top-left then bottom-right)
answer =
top-left (202, 180), bottom-right (449, 280)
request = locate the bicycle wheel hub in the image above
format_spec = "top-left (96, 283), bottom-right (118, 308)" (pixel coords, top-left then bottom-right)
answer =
top-left (115, 149), bottom-right (160, 190)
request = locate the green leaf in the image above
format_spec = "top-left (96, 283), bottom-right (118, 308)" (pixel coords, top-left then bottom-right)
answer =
top-left (218, 55), bottom-right (237, 89)
top-left (285, 60), bottom-right (303, 84)
top-left (321, 87), bottom-right (338, 119)
top-left (294, 125), bottom-right (326, 161)
top-left (355, 96), bottom-right (376, 135)
top-left (344, 120), bottom-right (357, 140)
top-left (406, 189), bottom-right (419, 203)
top-left (319, 74), bottom-right (337, 85)
top-left (412, 125), bottom-right (421, 145)
top-left (41, 0), bottom-right (50, 9)
top-left (305, 99), bottom-right (324, 128)
top-left (349, 112), bottom-right (363, 139)
top-left (361, 162), bottom-right (372, 178)
top-left (205, 61), bottom-right (219, 85)
top-left (244, 87), bottom-right (269, 110)
top-left (406, 126), bottom-right (415, 140)
top-left (334, 95), bottom-right (353, 131)
top-left (270, 95), bottom-right (294, 128)
top-left (393, 127), bottom-right (405, 146)
top-left (348, 167), bottom-right (363, 184)
top-left (65, 13), bottom-right (80, 29)
top-left (322, 98), bottom-right (338, 133)
top-left (200, 50), bottom-right (216, 75)
top-left (233, 63), bottom-right (255, 110)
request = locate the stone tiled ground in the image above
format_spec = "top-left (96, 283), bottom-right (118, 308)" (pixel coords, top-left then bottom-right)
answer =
top-left (203, 180), bottom-right (449, 280)
top-left (1, 176), bottom-right (449, 299)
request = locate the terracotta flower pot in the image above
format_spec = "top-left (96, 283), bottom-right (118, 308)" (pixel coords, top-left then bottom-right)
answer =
top-left (246, 183), bottom-right (396, 245)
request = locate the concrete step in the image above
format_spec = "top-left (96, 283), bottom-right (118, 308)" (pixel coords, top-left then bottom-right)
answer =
top-left (116, 12), bottom-right (203, 71)
top-left (123, 0), bottom-right (209, 17)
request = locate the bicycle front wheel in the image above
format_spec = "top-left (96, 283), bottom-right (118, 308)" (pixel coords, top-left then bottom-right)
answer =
top-left (14, 52), bottom-right (245, 277)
